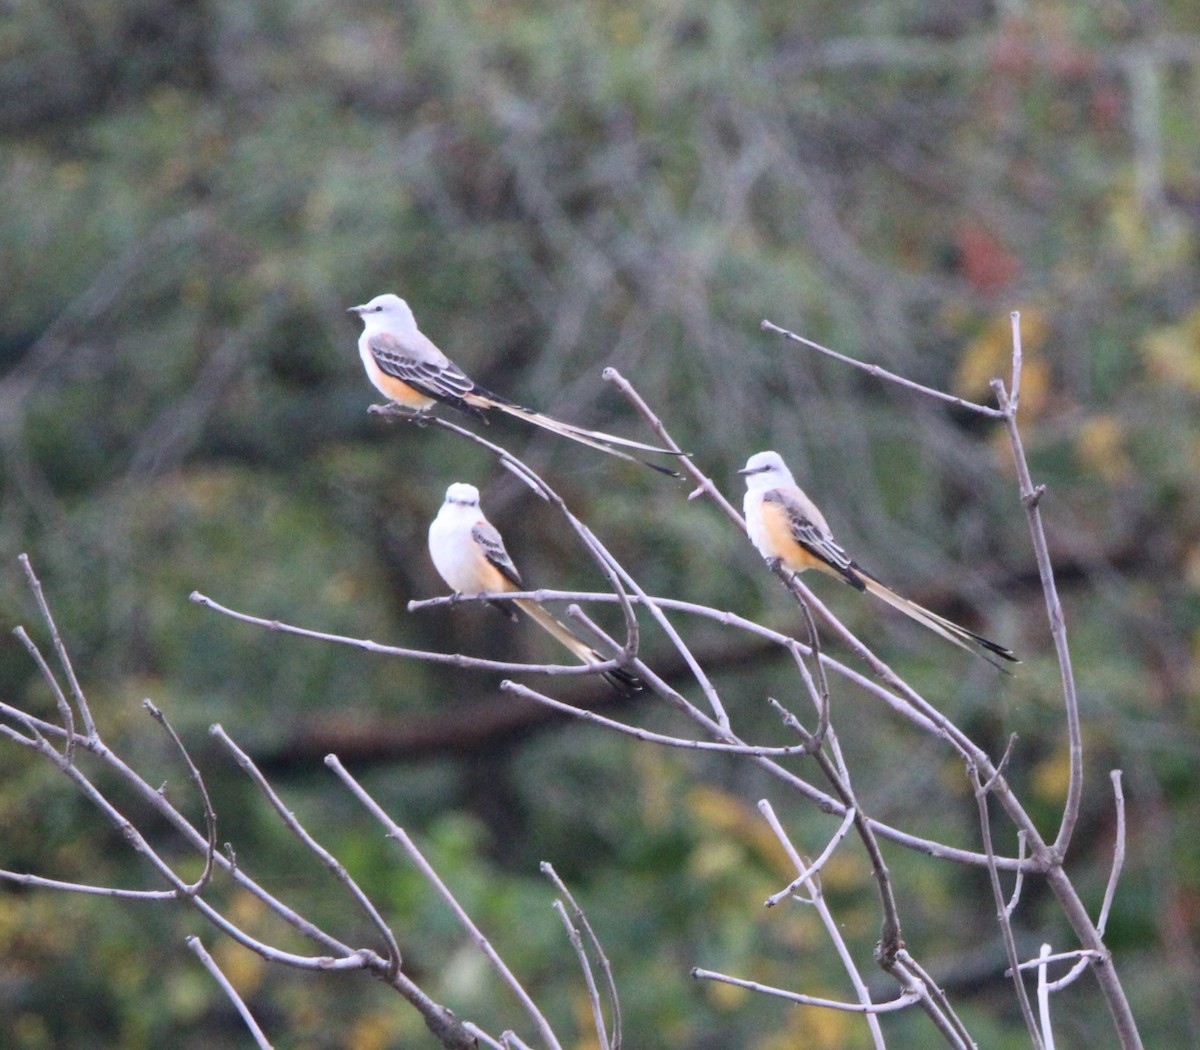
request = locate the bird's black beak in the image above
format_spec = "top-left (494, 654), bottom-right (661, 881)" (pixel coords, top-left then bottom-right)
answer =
top-left (738, 465), bottom-right (765, 475)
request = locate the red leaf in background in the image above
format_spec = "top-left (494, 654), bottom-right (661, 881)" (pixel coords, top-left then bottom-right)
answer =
top-left (954, 222), bottom-right (1021, 292)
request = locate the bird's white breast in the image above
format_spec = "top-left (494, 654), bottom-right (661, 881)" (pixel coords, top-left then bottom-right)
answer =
top-left (743, 488), bottom-right (772, 560)
top-left (428, 508), bottom-right (483, 594)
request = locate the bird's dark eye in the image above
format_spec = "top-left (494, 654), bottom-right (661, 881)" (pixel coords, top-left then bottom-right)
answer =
top-left (374, 305), bottom-right (383, 312)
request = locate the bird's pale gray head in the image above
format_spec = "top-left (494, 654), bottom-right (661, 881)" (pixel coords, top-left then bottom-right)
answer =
top-left (443, 482), bottom-right (480, 507)
top-left (739, 450), bottom-right (794, 489)
top-left (347, 293), bottom-right (417, 331)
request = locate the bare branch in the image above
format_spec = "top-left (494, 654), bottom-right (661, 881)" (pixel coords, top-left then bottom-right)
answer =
top-left (18, 555), bottom-right (96, 738)
top-left (541, 862), bottom-right (621, 1050)
top-left (500, 681), bottom-right (809, 756)
top-left (604, 369), bottom-right (746, 532)
top-left (1006, 831), bottom-right (1029, 919)
top-left (144, 700), bottom-right (216, 896)
top-left (982, 733), bottom-right (1020, 793)
top-left (551, 900), bottom-right (609, 1049)
top-left (970, 761), bottom-right (1043, 1047)
top-left (0, 702), bottom-right (370, 965)
top-left (794, 604), bottom-right (830, 750)
top-left (757, 800), bottom-right (885, 1049)
top-left (1036, 944), bottom-right (1057, 1050)
top-left (192, 591), bottom-right (625, 683)
top-left (889, 952), bottom-right (972, 1050)
top-left (0, 870), bottom-right (178, 899)
top-left (463, 1023), bottom-right (506, 1050)
top-left (763, 805), bottom-right (858, 908)
top-left (1008, 309), bottom-right (1024, 408)
top-left (18, 726), bottom-right (379, 973)
top-left (1012, 949), bottom-right (1104, 974)
top-left (211, 726), bottom-right (403, 980)
top-left (691, 968), bottom-right (920, 1013)
top-left (1037, 774), bottom-right (1127, 997)
top-left (12, 625), bottom-right (75, 764)
top-left (769, 707), bottom-right (907, 966)
top-left (760, 319), bottom-right (1005, 417)
top-left (992, 314), bottom-right (1082, 859)
top-left (186, 936), bottom-right (274, 1050)
top-left (325, 754), bottom-right (563, 1050)
top-left (196, 586), bottom-right (1027, 870)
top-left (1097, 771), bottom-right (1127, 937)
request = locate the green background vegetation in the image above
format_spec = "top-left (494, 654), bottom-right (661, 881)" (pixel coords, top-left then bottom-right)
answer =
top-left (2, 1), bottom-right (1199, 1046)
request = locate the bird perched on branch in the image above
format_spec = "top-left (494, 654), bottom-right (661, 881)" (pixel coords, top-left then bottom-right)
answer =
top-left (740, 451), bottom-right (1018, 668)
top-left (428, 482), bottom-right (642, 695)
top-left (349, 294), bottom-right (678, 474)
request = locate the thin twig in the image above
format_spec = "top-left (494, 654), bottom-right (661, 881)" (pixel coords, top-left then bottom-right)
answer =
top-left (18, 555), bottom-right (96, 738)
top-left (763, 806), bottom-right (858, 908)
top-left (211, 726), bottom-right (403, 980)
top-left (796, 603), bottom-right (830, 749)
top-left (1006, 831), bottom-right (1029, 918)
top-left (551, 900), bottom-right (609, 1049)
top-left (500, 681), bottom-right (809, 756)
top-left (889, 953), bottom-right (972, 1050)
top-left (982, 733), bottom-right (1020, 793)
top-left (1039, 773), bottom-right (1128, 996)
top-left (1012, 949), bottom-right (1104, 974)
top-left (186, 936), bottom-right (274, 1050)
top-left (992, 314), bottom-right (1082, 860)
top-left (462, 1023), bottom-right (505, 1050)
top-left (144, 701), bottom-right (216, 896)
top-left (769, 703), bottom-right (909, 958)
top-left (1037, 944), bottom-right (1057, 1049)
top-left (603, 368), bottom-right (746, 531)
top-left (1097, 771), bottom-right (1127, 937)
top-left (540, 862), bottom-right (621, 1050)
top-left (691, 969), bottom-right (921, 1013)
top-left (760, 319), bottom-right (1004, 417)
top-left (0, 870), bottom-right (178, 898)
top-left (325, 754), bottom-right (563, 1050)
top-left (12, 626), bottom-right (75, 765)
top-left (192, 591), bottom-right (626, 683)
top-left (970, 761), bottom-right (1043, 1047)
top-left (757, 800), bottom-right (886, 1049)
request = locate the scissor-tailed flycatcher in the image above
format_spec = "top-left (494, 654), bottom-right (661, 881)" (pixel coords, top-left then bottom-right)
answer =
top-left (428, 483), bottom-right (642, 695)
top-left (740, 451), bottom-right (1018, 667)
top-left (349, 294), bottom-right (677, 474)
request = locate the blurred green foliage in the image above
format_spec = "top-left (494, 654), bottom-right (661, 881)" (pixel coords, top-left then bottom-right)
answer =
top-left (2, 0), bottom-right (1199, 1046)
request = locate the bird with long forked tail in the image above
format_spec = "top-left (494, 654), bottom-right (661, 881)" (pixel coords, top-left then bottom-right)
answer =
top-left (349, 294), bottom-right (679, 475)
top-left (740, 451), bottom-right (1018, 668)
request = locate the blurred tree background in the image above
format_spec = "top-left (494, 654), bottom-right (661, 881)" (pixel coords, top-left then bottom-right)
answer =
top-left (2, 0), bottom-right (1199, 1046)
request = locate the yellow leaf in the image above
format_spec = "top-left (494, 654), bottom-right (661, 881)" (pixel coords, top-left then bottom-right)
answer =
top-left (212, 939), bottom-right (267, 999)
top-left (1075, 414), bottom-right (1133, 482)
top-left (754, 994), bottom-right (858, 1049)
top-left (686, 786), bottom-right (793, 878)
top-left (1032, 747), bottom-right (1072, 806)
top-left (953, 310), bottom-right (1049, 417)
top-left (1140, 306), bottom-right (1200, 393)
top-left (345, 1010), bottom-right (405, 1050)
